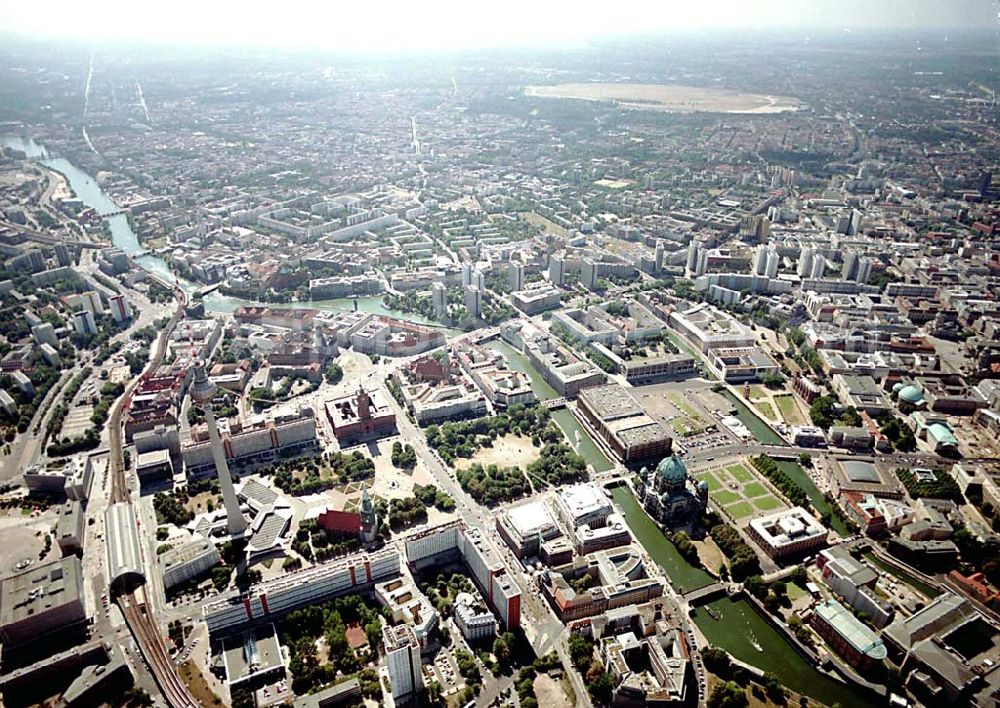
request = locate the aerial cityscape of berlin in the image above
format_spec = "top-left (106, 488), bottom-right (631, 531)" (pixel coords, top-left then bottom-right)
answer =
top-left (0, 1), bottom-right (997, 707)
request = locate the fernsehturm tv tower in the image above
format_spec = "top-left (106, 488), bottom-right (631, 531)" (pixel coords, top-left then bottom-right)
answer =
top-left (189, 361), bottom-right (247, 536)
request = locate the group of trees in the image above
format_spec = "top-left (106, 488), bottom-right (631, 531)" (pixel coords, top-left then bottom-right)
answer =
top-left (745, 575), bottom-right (794, 615)
top-left (786, 326), bottom-right (824, 377)
top-left (749, 455), bottom-right (809, 509)
top-left (324, 361), bottom-right (343, 385)
top-left (709, 523), bottom-right (761, 581)
top-left (48, 376), bottom-right (129, 457)
top-left (952, 523), bottom-right (1000, 584)
top-left (249, 375), bottom-right (318, 412)
top-left (265, 451), bottom-right (375, 496)
top-left (808, 394), bottom-right (859, 430)
top-left (427, 404), bottom-right (585, 503)
top-left (425, 403), bottom-right (560, 464)
top-left (380, 484), bottom-right (457, 534)
top-left (414, 483), bottom-right (456, 512)
top-left (567, 633), bottom-right (616, 705)
top-left (153, 492), bottom-right (194, 526)
top-left (43, 367), bottom-right (90, 441)
top-left (761, 371), bottom-right (785, 388)
top-left (146, 280), bottom-right (175, 303)
top-left (512, 651), bottom-right (562, 708)
top-left (292, 518), bottom-right (360, 563)
top-left (382, 496), bottom-right (429, 532)
top-left (880, 417), bottom-right (917, 452)
top-left (283, 594), bottom-right (385, 695)
top-left (671, 530), bottom-right (701, 566)
top-left (418, 571), bottom-right (478, 616)
top-left (456, 442), bottom-right (587, 506)
top-left (454, 649), bottom-right (482, 687)
top-left (525, 442), bottom-right (587, 486)
top-left (895, 467), bottom-right (962, 501)
top-left (391, 441), bottom-right (417, 469)
top-left (702, 647), bottom-right (788, 707)
top-left (456, 462), bottom-right (531, 505)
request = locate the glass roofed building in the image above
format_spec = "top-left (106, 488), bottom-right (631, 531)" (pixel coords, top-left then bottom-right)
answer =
top-left (810, 598), bottom-right (887, 672)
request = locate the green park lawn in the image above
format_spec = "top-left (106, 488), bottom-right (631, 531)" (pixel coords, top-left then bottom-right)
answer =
top-left (743, 482), bottom-right (770, 499)
top-left (753, 495), bottom-right (784, 511)
top-left (725, 501), bottom-right (756, 520)
top-left (713, 489), bottom-right (742, 506)
top-left (775, 395), bottom-right (804, 425)
top-left (727, 465), bottom-right (753, 484)
top-left (698, 472), bottom-right (722, 491)
top-left (755, 401), bottom-right (777, 420)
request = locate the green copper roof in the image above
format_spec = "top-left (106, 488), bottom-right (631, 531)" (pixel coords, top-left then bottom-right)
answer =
top-left (656, 456), bottom-right (689, 484)
top-left (927, 423), bottom-right (958, 446)
top-left (898, 384), bottom-right (924, 404)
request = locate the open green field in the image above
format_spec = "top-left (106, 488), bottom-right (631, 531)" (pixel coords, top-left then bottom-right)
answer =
top-left (521, 211), bottom-right (569, 238)
top-left (673, 416), bottom-right (709, 437)
top-left (725, 501), bottom-right (756, 519)
top-left (727, 464), bottom-right (753, 484)
top-left (775, 395), bottom-right (805, 425)
top-left (753, 495), bottom-right (784, 511)
top-left (525, 83), bottom-right (802, 114)
top-left (755, 401), bottom-right (777, 420)
top-left (699, 472), bottom-right (722, 491)
top-left (743, 482), bottom-right (769, 498)
top-left (714, 490), bottom-right (742, 506)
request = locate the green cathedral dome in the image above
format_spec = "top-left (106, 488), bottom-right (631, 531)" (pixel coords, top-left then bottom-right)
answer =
top-left (656, 456), bottom-right (689, 485)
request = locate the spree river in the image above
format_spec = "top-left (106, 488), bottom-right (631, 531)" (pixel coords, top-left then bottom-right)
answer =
top-left (610, 484), bottom-right (873, 707)
top-left (9, 133), bottom-right (874, 705)
top-left (4, 133), bottom-right (613, 469)
top-left (1, 134), bottom-right (449, 325)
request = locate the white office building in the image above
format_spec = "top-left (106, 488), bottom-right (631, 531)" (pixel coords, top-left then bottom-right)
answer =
top-left (383, 624), bottom-right (423, 698)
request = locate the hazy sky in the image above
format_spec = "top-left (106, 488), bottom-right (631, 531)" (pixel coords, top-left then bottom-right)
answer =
top-left (2, 0), bottom-right (995, 52)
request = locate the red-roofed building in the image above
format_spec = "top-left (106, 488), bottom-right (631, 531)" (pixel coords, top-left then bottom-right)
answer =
top-left (948, 571), bottom-right (1000, 607)
top-left (841, 491), bottom-right (888, 538)
top-left (317, 509), bottom-right (362, 535)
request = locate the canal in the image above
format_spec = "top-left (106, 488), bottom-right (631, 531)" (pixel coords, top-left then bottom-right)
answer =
top-left (863, 551), bottom-right (941, 599)
top-left (488, 340), bottom-right (614, 473)
top-left (695, 596), bottom-right (874, 708)
top-left (718, 388), bottom-right (787, 446)
top-left (609, 485), bottom-right (714, 593)
top-left (609, 482), bottom-right (874, 708)
top-left (771, 459), bottom-right (849, 536)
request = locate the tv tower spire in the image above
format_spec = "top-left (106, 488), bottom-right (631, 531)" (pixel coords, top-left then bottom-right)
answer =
top-left (189, 361), bottom-right (247, 536)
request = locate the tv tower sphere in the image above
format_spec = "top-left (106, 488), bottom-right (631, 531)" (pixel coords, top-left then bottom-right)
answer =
top-left (190, 361), bottom-right (218, 405)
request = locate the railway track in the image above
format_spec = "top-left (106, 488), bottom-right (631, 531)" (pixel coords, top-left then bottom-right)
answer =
top-left (119, 589), bottom-right (198, 708)
top-left (109, 285), bottom-right (198, 708)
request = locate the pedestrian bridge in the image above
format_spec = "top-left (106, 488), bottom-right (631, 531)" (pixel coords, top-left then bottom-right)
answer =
top-left (683, 582), bottom-right (729, 605)
top-left (541, 397), bottom-right (567, 410)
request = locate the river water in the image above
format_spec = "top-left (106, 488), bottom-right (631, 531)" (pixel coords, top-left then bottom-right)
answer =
top-left (609, 483), bottom-right (873, 707)
top-left (1, 133), bottom-right (450, 325)
top-left (8, 133), bottom-right (875, 704)
top-left (487, 339), bottom-right (613, 473)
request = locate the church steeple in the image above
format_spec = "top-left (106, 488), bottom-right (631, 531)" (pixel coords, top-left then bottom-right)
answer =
top-left (360, 486), bottom-right (378, 543)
